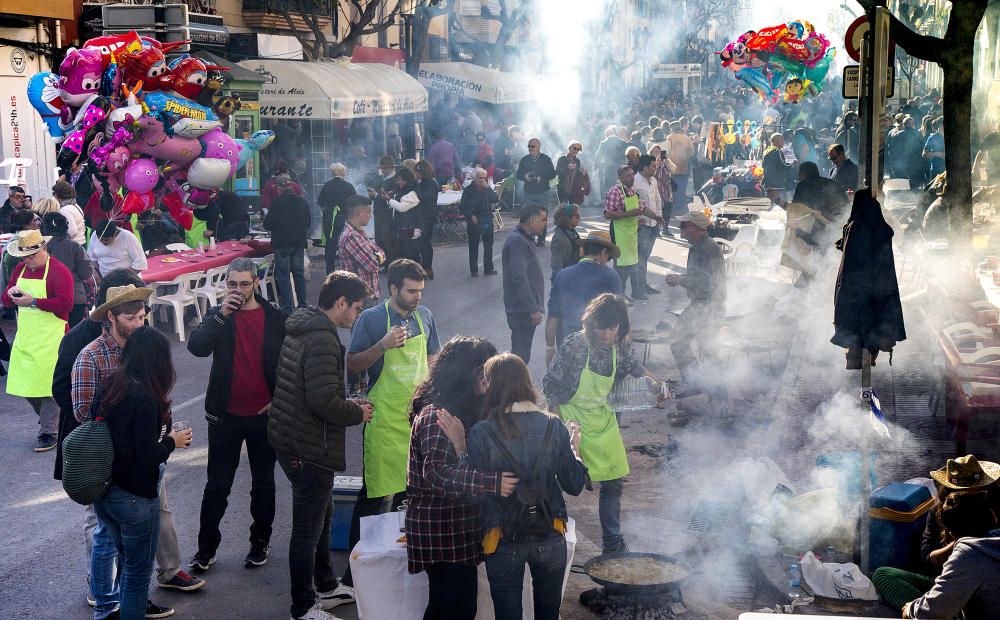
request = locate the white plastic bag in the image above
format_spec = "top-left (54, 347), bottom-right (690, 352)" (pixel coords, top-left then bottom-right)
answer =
top-left (800, 551), bottom-right (878, 600)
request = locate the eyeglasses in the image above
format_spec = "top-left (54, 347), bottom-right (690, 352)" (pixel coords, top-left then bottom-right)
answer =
top-left (570, 146), bottom-right (581, 152)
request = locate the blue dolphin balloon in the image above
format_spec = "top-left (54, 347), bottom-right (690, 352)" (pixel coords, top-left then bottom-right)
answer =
top-left (235, 130), bottom-right (275, 169)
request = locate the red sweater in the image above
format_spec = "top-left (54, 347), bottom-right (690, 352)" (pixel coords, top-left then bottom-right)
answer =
top-left (2, 256), bottom-right (75, 322)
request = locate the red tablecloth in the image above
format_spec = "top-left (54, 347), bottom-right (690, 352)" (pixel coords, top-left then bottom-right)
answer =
top-left (141, 241), bottom-right (268, 283)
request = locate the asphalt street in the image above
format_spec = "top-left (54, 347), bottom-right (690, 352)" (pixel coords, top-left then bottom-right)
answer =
top-left (0, 210), bottom-right (694, 620)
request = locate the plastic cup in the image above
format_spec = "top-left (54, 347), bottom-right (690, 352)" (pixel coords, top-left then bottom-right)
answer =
top-left (172, 421), bottom-right (191, 432)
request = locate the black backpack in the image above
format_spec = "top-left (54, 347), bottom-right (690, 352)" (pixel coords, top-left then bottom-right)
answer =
top-left (484, 417), bottom-right (557, 542)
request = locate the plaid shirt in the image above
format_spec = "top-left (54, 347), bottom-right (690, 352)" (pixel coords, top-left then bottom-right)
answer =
top-left (604, 183), bottom-right (646, 214)
top-left (71, 328), bottom-right (121, 423)
top-left (405, 404), bottom-right (500, 573)
top-left (338, 224), bottom-right (383, 296)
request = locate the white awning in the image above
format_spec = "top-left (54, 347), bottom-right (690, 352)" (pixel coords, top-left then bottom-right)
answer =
top-left (416, 62), bottom-right (538, 105)
top-left (237, 59), bottom-right (428, 120)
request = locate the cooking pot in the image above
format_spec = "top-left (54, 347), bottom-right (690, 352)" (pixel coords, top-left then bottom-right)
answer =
top-left (571, 551), bottom-right (690, 596)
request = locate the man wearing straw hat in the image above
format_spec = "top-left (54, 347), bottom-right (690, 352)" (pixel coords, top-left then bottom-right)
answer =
top-left (73, 283), bottom-right (205, 618)
top-left (2, 229), bottom-right (74, 452)
top-left (545, 231), bottom-right (623, 364)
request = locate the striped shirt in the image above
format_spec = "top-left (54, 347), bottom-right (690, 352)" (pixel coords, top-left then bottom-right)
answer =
top-left (71, 329), bottom-right (121, 423)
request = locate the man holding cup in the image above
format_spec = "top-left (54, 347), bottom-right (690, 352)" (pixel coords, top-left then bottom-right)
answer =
top-left (187, 257), bottom-right (288, 572)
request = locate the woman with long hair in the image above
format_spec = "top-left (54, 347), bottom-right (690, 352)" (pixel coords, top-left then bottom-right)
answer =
top-left (405, 336), bottom-right (516, 620)
top-left (467, 353), bottom-right (587, 620)
top-left (543, 293), bottom-right (662, 554)
top-left (90, 327), bottom-right (192, 620)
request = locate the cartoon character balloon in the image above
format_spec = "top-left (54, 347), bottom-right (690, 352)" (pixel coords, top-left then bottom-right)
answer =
top-left (27, 30), bottom-right (272, 224)
top-left (719, 20), bottom-right (834, 105)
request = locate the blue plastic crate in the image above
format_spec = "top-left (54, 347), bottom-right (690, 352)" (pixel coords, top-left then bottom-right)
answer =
top-left (869, 482), bottom-right (935, 572)
top-left (330, 476), bottom-right (363, 550)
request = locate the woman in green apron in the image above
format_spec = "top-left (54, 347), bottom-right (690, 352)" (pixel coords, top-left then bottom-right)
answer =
top-left (2, 230), bottom-right (74, 451)
top-left (604, 166), bottom-right (645, 300)
top-left (542, 293), bottom-right (665, 553)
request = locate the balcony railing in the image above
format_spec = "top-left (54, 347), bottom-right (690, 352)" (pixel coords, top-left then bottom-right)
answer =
top-left (242, 0), bottom-right (333, 32)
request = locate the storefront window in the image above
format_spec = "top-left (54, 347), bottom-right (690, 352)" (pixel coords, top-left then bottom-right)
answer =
top-left (233, 115), bottom-right (258, 195)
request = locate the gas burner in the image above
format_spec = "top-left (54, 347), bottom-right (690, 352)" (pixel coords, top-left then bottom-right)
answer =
top-left (580, 586), bottom-right (686, 619)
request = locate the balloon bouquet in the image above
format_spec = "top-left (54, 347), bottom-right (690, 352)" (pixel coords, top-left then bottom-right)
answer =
top-left (719, 20), bottom-right (835, 106)
top-left (26, 31), bottom-right (273, 232)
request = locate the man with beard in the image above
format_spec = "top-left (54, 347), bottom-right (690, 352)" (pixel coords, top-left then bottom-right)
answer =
top-left (0, 185), bottom-right (28, 233)
top-left (72, 283), bottom-right (203, 619)
top-left (336, 259), bottom-right (440, 601)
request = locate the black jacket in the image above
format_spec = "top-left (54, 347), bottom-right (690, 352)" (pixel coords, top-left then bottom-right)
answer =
top-left (830, 159), bottom-right (860, 193)
top-left (53, 319), bottom-right (104, 480)
top-left (187, 295), bottom-right (288, 423)
top-left (831, 189), bottom-right (906, 366)
top-left (264, 191), bottom-right (312, 249)
top-left (102, 383), bottom-right (175, 499)
top-left (318, 177), bottom-right (357, 238)
top-left (268, 306), bottom-right (364, 471)
top-left (762, 147), bottom-right (790, 190)
top-left (516, 154), bottom-right (557, 195)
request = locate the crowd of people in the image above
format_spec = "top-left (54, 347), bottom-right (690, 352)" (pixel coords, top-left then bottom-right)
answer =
top-left (4, 75), bottom-right (1000, 620)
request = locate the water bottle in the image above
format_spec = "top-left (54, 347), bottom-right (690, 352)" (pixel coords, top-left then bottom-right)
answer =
top-left (209, 236), bottom-right (216, 252)
top-left (197, 241), bottom-right (204, 254)
top-left (789, 564), bottom-right (800, 588)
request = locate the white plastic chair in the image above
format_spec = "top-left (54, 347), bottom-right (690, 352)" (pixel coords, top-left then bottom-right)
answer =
top-left (730, 224), bottom-right (759, 248)
top-left (727, 242), bottom-right (756, 276)
top-left (191, 265), bottom-right (229, 314)
top-left (149, 272), bottom-right (204, 342)
top-left (165, 243), bottom-right (192, 252)
top-left (252, 254), bottom-right (276, 301)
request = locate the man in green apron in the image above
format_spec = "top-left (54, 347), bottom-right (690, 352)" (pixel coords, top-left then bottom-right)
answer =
top-left (337, 258), bottom-right (440, 595)
top-left (2, 229), bottom-right (75, 451)
top-left (543, 293), bottom-right (664, 553)
top-left (603, 165), bottom-right (646, 301)
top-left (318, 162), bottom-right (356, 274)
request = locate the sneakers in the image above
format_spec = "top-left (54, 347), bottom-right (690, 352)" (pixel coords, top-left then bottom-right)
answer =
top-left (292, 604), bottom-right (343, 620)
top-left (188, 551), bottom-right (216, 573)
top-left (158, 569), bottom-right (205, 591)
top-left (602, 540), bottom-right (629, 555)
top-left (646, 286), bottom-right (662, 295)
top-left (145, 600), bottom-right (175, 619)
top-left (316, 582), bottom-right (356, 610)
top-left (33, 434), bottom-right (57, 452)
top-left (245, 542), bottom-right (270, 568)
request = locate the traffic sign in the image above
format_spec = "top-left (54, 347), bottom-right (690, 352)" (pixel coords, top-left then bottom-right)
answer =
top-left (845, 15), bottom-right (894, 64)
top-left (842, 65), bottom-right (895, 99)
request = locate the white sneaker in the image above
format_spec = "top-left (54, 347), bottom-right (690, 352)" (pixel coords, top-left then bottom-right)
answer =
top-left (292, 604), bottom-right (343, 620)
top-left (316, 583), bottom-right (356, 610)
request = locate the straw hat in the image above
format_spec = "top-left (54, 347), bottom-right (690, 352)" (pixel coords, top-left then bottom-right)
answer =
top-left (89, 284), bottom-right (154, 322)
top-left (575, 230), bottom-right (620, 260)
top-left (6, 229), bottom-right (52, 257)
top-left (676, 210), bottom-right (711, 230)
top-left (930, 455), bottom-right (1000, 490)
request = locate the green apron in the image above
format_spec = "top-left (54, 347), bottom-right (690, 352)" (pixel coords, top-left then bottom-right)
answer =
top-left (184, 216), bottom-right (209, 250)
top-left (319, 206), bottom-right (340, 247)
top-left (364, 302), bottom-right (430, 497)
top-left (129, 213), bottom-right (142, 246)
top-left (6, 257), bottom-right (67, 398)
top-left (612, 183), bottom-right (639, 267)
top-left (559, 345), bottom-right (629, 482)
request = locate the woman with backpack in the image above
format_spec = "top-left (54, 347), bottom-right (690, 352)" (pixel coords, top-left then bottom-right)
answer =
top-left (90, 327), bottom-right (192, 620)
top-left (405, 336), bottom-right (519, 620)
top-left (542, 293), bottom-right (664, 554)
top-left (465, 353), bottom-right (587, 620)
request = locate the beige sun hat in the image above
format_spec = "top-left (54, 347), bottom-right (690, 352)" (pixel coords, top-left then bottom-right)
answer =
top-left (930, 454), bottom-right (1000, 490)
top-left (675, 210), bottom-right (711, 230)
top-left (575, 230), bottom-right (621, 260)
top-left (89, 284), bottom-right (154, 322)
top-left (6, 229), bottom-right (52, 257)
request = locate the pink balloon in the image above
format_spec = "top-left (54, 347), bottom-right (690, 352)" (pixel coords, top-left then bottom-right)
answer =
top-left (199, 128), bottom-right (241, 178)
top-left (123, 158), bottom-right (160, 194)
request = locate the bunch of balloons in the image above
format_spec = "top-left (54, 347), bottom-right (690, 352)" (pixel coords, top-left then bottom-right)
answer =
top-left (27, 31), bottom-right (273, 230)
top-left (718, 20), bottom-right (835, 106)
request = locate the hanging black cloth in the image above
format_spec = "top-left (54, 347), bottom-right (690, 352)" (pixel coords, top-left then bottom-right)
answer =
top-left (831, 188), bottom-right (907, 369)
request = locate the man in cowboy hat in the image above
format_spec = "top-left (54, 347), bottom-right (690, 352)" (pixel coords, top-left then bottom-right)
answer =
top-left (72, 283), bottom-right (205, 617)
top-left (2, 229), bottom-right (74, 452)
top-left (545, 230), bottom-right (623, 364)
top-left (665, 210), bottom-right (727, 404)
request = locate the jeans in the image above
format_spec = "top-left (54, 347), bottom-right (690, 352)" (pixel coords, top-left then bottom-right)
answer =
top-left (614, 264), bottom-right (644, 299)
top-left (25, 396), bottom-right (58, 437)
top-left (92, 484), bottom-right (161, 620)
top-left (341, 475), bottom-right (406, 587)
top-left (672, 174), bottom-right (689, 215)
top-left (274, 247), bottom-right (307, 312)
top-left (637, 225), bottom-right (658, 288)
top-left (197, 414), bottom-right (276, 556)
top-left (277, 452), bottom-right (338, 618)
top-left (484, 534), bottom-right (567, 620)
top-left (424, 562), bottom-right (478, 620)
top-left (467, 223), bottom-right (494, 273)
top-left (506, 312), bottom-right (537, 364)
top-left (599, 478), bottom-right (624, 552)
